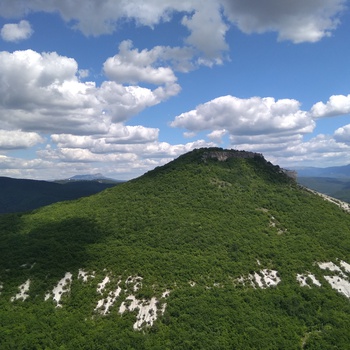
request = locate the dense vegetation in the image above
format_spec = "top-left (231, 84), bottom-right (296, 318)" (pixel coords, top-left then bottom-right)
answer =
top-left (0, 177), bottom-right (120, 214)
top-left (1, 148), bottom-right (350, 349)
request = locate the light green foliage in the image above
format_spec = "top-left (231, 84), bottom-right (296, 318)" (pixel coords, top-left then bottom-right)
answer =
top-left (0, 148), bottom-right (350, 349)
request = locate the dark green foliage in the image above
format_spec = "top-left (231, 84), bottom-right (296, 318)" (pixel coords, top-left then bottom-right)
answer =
top-left (0, 148), bottom-right (350, 349)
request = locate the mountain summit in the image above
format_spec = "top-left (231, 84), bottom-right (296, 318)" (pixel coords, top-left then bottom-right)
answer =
top-left (1, 148), bottom-right (350, 349)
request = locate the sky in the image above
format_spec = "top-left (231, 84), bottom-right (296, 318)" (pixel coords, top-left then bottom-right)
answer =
top-left (1, 0), bottom-right (350, 180)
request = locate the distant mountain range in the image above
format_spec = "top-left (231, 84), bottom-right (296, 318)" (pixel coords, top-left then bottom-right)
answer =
top-left (0, 175), bottom-right (123, 214)
top-left (291, 164), bottom-right (350, 203)
top-left (293, 164), bottom-right (350, 178)
top-left (56, 173), bottom-right (119, 183)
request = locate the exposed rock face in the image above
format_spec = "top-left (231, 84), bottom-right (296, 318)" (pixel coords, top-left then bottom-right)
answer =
top-left (282, 169), bottom-right (297, 180)
top-left (200, 148), bottom-right (297, 181)
top-left (201, 149), bottom-right (263, 162)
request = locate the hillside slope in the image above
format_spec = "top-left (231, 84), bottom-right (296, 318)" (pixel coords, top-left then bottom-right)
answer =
top-left (1, 148), bottom-right (350, 349)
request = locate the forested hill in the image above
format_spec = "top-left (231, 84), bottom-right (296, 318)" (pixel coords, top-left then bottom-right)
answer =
top-left (0, 176), bottom-right (119, 214)
top-left (1, 147), bottom-right (350, 349)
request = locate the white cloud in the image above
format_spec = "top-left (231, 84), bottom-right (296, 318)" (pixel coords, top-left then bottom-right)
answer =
top-left (171, 95), bottom-right (315, 136)
top-left (40, 147), bottom-right (139, 163)
top-left (183, 131), bottom-right (196, 138)
top-left (104, 40), bottom-right (177, 85)
top-left (334, 125), bottom-right (350, 143)
top-left (310, 94), bottom-right (350, 118)
top-left (230, 133), bottom-right (303, 150)
top-left (0, 0), bottom-right (344, 67)
top-left (182, 2), bottom-right (229, 63)
top-left (0, 49), bottom-right (180, 135)
top-left (0, 1), bottom-right (348, 179)
top-left (282, 135), bottom-right (350, 166)
top-left (0, 130), bottom-right (43, 150)
top-left (0, 1), bottom-right (225, 63)
top-left (1, 20), bottom-right (33, 42)
top-left (105, 125), bottom-right (159, 144)
top-left (137, 139), bottom-right (216, 158)
top-left (222, 0), bottom-right (346, 43)
top-left (51, 125), bottom-right (159, 149)
top-left (0, 155), bottom-right (50, 171)
top-left (207, 129), bottom-right (227, 143)
top-left (78, 69), bottom-right (89, 79)
top-left (230, 133), bottom-right (350, 168)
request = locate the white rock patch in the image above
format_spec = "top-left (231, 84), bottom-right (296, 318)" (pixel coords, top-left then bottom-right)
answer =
top-left (309, 274), bottom-right (322, 287)
top-left (324, 276), bottom-right (350, 299)
top-left (236, 274), bottom-right (256, 288)
top-left (254, 272), bottom-right (264, 288)
top-left (117, 289), bottom-right (170, 331)
top-left (314, 260), bottom-right (350, 299)
top-left (45, 272), bottom-right (72, 307)
top-left (260, 269), bottom-right (281, 288)
top-left (119, 295), bottom-right (160, 330)
top-left (96, 276), bottom-right (110, 294)
top-left (318, 262), bottom-right (344, 274)
top-left (162, 290), bottom-right (171, 298)
top-left (11, 279), bottom-right (30, 301)
top-left (0, 282), bottom-right (3, 295)
top-left (237, 269), bottom-right (280, 289)
top-left (125, 276), bottom-right (143, 292)
top-left (296, 273), bottom-right (321, 288)
top-left (95, 281), bottom-right (122, 315)
top-left (340, 260), bottom-right (350, 274)
top-left (78, 269), bottom-right (95, 282)
top-left (161, 289), bottom-right (170, 314)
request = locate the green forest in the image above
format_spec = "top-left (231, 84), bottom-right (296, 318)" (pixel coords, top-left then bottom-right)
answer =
top-left (1, 148), bottom-right (350, 349)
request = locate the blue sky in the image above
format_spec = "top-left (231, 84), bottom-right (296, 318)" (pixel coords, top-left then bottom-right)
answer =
top-left (1, 0), bottom-right (350, 180)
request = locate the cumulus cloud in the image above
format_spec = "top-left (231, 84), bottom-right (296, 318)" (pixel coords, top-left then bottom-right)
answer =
top-left (222, 0), bottom-right (346, 43)
top-left (39, 147), bottom-right (139, 163)
top-left (171, 95), bottom-right (315, 136)
top-left (51, 125), bottom-right (159, 149)
top-left (181, 1), bottom-right (229, 63)
top-left (0, 130), bottom-right (43, 150)
top-left (0, 155), bottom-right (49, 169)
top-left (0, 0), bottom-right (345, 48)
top-left (104, 40), bottom-right (177, 85)
top-left (207, 129), bottom-right (227, 143)
top-left (0, 1), bottom-right (348, 179)
top-left (1, 20), bottom-right (33, 42)
top-left (0, 1), bottom-right (227, 63)
top-left (310, 94), bottom-right (350, 118)
top-left (230, 133), bottom-right (350, 168)
top-left (334, 125), bottom-right (350, 143)
top-left (0, 49), bottom-right (180, 136)
top-left (279, 134), bottom-right (350, 166)
top-left (1, 0), bottom-right (342, 72)
top-left (230, 133), bottom-right (303, 150)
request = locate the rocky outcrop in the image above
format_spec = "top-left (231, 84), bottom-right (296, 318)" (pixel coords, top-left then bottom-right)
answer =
top-left (201, 149), bottom-right (263, 162)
